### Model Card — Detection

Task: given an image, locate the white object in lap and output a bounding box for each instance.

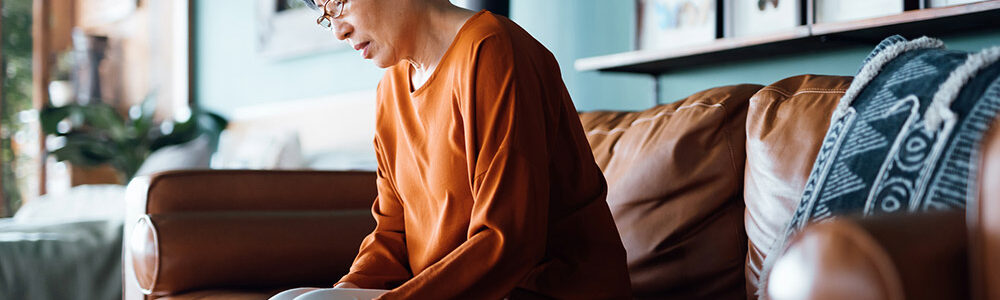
[269,288,389,300]
[297,288,389,300]
[270,288,320,300]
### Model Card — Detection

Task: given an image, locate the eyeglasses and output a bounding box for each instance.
[316,0,346,30]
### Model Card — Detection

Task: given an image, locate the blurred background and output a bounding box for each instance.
[2,0,195,217]
[4,0,997,218]
[1,0,999,298]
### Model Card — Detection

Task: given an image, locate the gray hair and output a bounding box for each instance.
[301,0,319,10]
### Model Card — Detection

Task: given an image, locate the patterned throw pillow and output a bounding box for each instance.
[787,35,1000,231]
[758,35,1000,297]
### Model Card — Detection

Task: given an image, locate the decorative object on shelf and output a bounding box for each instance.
[636,0,717,51]
[814,0,907,23]
[725,0,801,38]
[577,0,1000,75]
[38,95,228,181]
[929,0,990,7]
[256,0,349,59]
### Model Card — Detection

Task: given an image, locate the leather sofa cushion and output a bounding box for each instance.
[580,84,762,299]
[743,74,852,296]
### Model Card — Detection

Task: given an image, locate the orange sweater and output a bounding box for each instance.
[338,11,631,299]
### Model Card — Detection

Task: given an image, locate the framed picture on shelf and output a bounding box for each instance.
[724,0,801,38]
[636,0,718,51]
[928,0,990,7]
[814,0,907,23]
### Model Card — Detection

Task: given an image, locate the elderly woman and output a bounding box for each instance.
[272,0,632,299]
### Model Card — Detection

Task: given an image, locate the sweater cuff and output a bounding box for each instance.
[337,273,385,290]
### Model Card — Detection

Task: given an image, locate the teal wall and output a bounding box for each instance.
[195,0,384,116]
[195,0,652,114]
[195,0,1000,114]
[509,0,652,111]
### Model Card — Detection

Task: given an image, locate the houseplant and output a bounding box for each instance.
[39,96,227,181]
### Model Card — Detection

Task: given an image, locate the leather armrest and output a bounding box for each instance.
[123,170,378,299]
[767,211,967,300]
[139,170,378,213]
[973,117,1000,300]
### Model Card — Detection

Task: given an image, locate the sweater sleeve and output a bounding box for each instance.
[338,137,413,289]
[377,34,552,299]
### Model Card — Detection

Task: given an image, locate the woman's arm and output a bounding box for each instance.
[337,137,413,289]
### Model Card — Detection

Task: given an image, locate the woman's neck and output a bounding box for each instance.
[407,4,477,88]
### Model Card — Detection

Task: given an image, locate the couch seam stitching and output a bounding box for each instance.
[757,87,848,99]
[762,86,793,97]
[585,103,723,136]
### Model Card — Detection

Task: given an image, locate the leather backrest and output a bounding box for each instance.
[743,74,852,295]
[974,117,1000,300]
[580,84,762,299]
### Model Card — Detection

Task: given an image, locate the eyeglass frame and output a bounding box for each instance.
[316,0,346,30]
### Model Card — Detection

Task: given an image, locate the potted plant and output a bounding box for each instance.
[39,96,227,181]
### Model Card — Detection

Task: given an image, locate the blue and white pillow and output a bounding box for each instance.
[788,35,1000,231]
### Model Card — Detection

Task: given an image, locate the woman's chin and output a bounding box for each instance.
[373,57,397,69]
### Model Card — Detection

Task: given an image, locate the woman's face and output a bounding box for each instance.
[314,0,412,68]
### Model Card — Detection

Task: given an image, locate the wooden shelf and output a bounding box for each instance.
[575,0,1000,75]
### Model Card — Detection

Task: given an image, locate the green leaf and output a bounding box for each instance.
[149,119,198,152]
[81,104,133,142]
[50,134,116,167]
[131,94,158,135]
[80,104,123,129]
[39,105,75,135]
[201,111,229,134]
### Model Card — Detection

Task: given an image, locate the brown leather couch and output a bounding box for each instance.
[123,74,993,299]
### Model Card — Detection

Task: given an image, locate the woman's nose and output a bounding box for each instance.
[332,20,351,41]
